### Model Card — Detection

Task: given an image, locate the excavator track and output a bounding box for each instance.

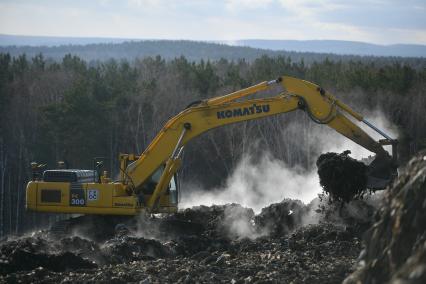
[48,215,133,241]
[49,219,72,239]
[48,214,205,241]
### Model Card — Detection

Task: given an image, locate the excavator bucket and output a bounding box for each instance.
[317,150,397,203]
[366,153,397,190]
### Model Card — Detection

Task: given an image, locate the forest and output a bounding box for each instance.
[0,52,425,237]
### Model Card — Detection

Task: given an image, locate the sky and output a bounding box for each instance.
[0,0,425,45]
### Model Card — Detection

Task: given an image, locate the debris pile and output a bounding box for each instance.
[0,236,97,275]
[0,197,376,283]
[172,203,255,238]
[317,150,368,202]
[255,199,307,237]
[344,151,426,283]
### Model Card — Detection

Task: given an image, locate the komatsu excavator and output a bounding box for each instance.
[26,76,398,217]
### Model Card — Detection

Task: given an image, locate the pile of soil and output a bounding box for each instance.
[344,151,426,283]
[172,203,255,239]
[317,150,368,202]
[255,199,308,237]
[0,225,363,283]
[0,197,376,283]
[0,236,97,275]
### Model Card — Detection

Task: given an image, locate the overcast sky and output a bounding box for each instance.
[0,0,425,45]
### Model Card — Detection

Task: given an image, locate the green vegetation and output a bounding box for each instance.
[0,52,425,236]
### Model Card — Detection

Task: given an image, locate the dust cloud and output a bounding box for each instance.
[180,109,397,219]
[326,109,399,158]
[181,153,320,213]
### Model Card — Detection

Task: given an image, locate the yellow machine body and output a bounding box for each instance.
[26,180,177,215]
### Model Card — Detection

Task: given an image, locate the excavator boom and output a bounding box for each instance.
[126,76,396,211]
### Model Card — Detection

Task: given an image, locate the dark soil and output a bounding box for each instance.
[317,150,368,202]
[0,198,374,283]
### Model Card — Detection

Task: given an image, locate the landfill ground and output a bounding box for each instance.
[0,197,377,284]
[1,152,425,283]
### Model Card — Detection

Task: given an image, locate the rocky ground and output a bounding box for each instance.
[1,152,425,283]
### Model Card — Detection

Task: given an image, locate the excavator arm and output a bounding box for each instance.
[125,76,397,211]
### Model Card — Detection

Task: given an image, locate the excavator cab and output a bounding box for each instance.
[138,165,179,205]
[120,154,179,207]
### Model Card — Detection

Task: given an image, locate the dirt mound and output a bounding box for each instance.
[173,203,255,238]
[317,150,368,202]
[344,151,426,284]
[0,236,96,275]
[0,223,363,284]
[255,199,308,237]
[102,236,172,263]
[287,223,362,283]
[312,193,381,236]
[0,197,382,283]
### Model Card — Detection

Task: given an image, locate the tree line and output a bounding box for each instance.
[2,40,426,68]
[0,52,425,237]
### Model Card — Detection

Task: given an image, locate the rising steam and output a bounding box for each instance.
[181,153,320,213]
[180,109,398,215]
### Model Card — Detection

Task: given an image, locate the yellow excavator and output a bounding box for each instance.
[26,76,398,217]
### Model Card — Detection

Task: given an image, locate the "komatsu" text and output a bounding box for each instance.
[217,104,270,119]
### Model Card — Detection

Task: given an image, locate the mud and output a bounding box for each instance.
[317,150,368,202]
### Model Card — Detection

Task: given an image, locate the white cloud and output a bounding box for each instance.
[225,0,274,11]
[127,0,161,7]
[278,0,347,15]
[0,0,425,44]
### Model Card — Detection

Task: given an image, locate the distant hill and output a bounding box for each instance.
[1,34,425,58]
[1,35,425,68]
[0,36,352,63]
[225,39,426,58]
[0,39,294,62]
